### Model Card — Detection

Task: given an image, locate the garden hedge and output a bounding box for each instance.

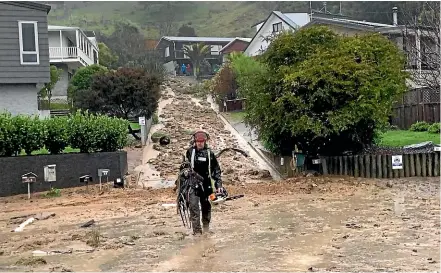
[0,111,128,157]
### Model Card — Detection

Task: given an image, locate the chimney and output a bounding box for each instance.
[392,7,398,26]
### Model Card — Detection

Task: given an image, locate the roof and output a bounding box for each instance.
[3,1,51,13]
[48,25,99,51]
[220,37,252,53]
[303,16,396,31]
[159,36,236,43]
[245,11,310,54]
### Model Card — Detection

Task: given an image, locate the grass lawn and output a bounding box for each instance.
[130,122,140,130]
[222,111,246,123]
[378,130,440,147]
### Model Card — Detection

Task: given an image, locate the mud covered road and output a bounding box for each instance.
[0,176,439,272]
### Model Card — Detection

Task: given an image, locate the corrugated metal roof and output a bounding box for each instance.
[220,37,252,52]
[161,36,236,43]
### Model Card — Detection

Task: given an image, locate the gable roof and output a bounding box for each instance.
[245,11,310,54]
[220,37,252,53]
[3,1,51,13]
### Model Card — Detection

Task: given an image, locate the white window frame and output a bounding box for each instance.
[165,46,170,57]
[18,21,40,65]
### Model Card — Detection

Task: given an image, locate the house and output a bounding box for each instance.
[155,36,235,75]
[244,11,311,57]
[301,7,439,82]
[48,25,99,99]
[0,1,51,117]
[220,37,252,63]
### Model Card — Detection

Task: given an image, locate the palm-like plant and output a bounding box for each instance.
[183,43,210,77]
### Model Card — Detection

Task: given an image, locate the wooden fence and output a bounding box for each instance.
[218,98,246,112]
[322,153,440,178]
[391,87,440,129]
[259,148,440,179]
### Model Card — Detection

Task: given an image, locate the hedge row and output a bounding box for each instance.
[0,111,129,157]
[410,121,440,134]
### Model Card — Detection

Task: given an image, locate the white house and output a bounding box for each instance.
[48,25,99,99]
[244,11,311,57]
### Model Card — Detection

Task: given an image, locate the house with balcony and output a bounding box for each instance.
[0,1,51,117]
[48,25,99,99]
[155,36,235,76]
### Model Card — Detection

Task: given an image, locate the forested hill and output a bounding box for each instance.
[40,1,425,39]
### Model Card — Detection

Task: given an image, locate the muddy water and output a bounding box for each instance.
[0,178,438,272]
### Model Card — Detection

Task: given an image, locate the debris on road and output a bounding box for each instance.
[12,217,35,232]
[80,219,95,228]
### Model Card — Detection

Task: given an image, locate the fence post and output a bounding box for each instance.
[365,155,371,178]
[421,153,427,177]
[428,153,433,177]
[376,155,382,178]
[348,156,354,176]
[321,157,328,175]
[354,156,359,177]
[371,155,377,178]
[381,155,387,178]
[434,153,440,177]
[386,155,392,178]
[338,157,343,175]
[404,154,410,177]
[343,156,348,175]
[415,154,422,176]
[410,154,416,177]
[359,156,365,177]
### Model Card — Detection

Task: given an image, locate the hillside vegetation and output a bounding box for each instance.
[43,1,417,39]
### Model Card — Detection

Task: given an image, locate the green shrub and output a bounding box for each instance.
[68,111,98,153]
[44,117,69,154]
[13,115,46,155]
[152,113,159,125]
[93,115,129,152]
[0,112,19,156]
[428,123,441,134]
[410,121,431,132]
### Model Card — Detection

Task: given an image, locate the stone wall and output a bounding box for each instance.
[0,151,127,197]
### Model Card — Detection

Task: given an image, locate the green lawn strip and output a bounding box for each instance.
[378,130,440,147]
[222,111,246,123]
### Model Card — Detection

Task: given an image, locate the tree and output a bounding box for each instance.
[398,1,440,90]
[233,27,409,156]
[177,24,197,37]
[73,68,162,140]
[97,42,118,68]
[68,64,108,103]
[39,65,62,107]
[183,43,210,77]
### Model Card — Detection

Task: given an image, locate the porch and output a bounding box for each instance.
[48,25,99,67]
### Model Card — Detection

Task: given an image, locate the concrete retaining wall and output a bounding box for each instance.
[0,151,127,197]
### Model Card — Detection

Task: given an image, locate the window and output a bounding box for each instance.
[18,21,39,65]
[211,45,222,55]
[165,46,170,57]
[272,22,282,33]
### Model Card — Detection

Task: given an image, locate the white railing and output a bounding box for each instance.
[49,46,94,66]
[49,47,78,59]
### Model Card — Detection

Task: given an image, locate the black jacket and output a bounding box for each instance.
[185,146,222,194]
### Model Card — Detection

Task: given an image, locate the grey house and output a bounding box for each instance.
[0,1,51,116]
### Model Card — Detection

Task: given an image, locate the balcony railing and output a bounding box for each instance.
[49,46,94,66]
[174,50,222,59]
[49,47,78,59]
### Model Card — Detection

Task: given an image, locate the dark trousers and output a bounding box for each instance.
[188,188,211,234]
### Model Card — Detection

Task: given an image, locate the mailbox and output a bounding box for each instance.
[79,175,92,183]
[21,172,37,184]
[98,169,110,177]
[44,165,56,182]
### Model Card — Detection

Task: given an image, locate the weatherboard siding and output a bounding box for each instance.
[0,2,50,84]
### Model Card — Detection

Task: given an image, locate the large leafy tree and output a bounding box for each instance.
[97,42,118,68]
[68,64,108,104]
[183,43,210,77]
[73,67,162,139]
[233,26,409,156]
